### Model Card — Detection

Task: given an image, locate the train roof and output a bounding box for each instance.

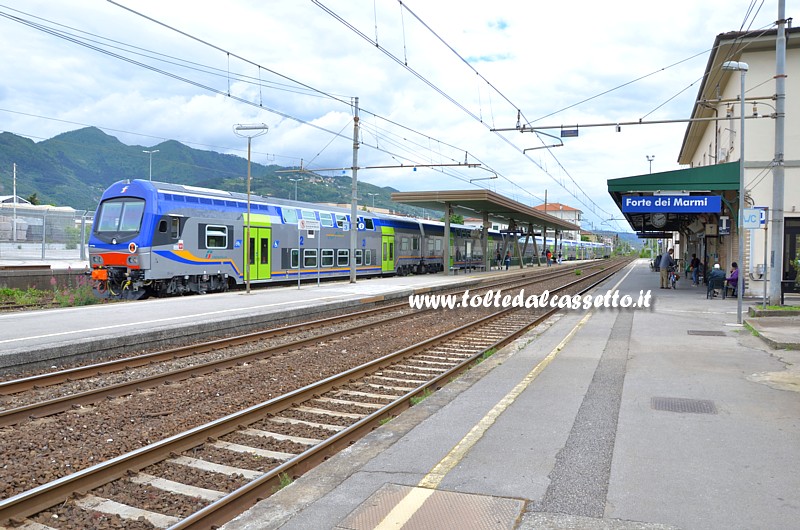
[121,180,496,233]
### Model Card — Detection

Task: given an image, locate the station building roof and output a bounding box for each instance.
[390,189,581,232]
[607,162,739,235]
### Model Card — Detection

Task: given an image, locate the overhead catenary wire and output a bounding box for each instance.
[1,4,487,192]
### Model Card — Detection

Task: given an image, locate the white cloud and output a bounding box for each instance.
[0,0,781,231]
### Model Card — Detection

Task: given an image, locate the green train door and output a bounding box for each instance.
[381,228,395,273]
[249,226,272,280]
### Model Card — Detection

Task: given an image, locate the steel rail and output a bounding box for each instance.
[0,264,601,426]
[0,258,631,526]
[0,261,591,394]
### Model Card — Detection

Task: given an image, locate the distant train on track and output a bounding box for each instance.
[88,180,608,299]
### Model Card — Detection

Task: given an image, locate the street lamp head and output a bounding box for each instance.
[233,123,269,138]
[721,60,749,72]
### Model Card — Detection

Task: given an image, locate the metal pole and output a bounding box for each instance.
[769,1,786,304]
[736,68,746,324]
[350,97,359,283]
[233,124,268,294]
[763,220,769,308]
[12,163,17,242]
[245,137,252,294]
[298,229,301,290]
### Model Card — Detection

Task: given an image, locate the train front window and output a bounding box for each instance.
[96,198,145,233]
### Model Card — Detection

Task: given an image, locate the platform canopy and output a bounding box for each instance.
[607,162,739,235]
[390,189,580,232]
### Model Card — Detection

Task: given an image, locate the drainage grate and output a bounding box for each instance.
[687,330,726,336]
[651,397,717,414]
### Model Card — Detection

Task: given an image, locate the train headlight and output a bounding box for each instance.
[90,255,103,265]
[127,255,139,266]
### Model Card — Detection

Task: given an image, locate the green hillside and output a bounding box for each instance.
[0,127,404,213]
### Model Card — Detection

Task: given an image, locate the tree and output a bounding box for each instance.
[26,193,40,205]
[440,213,464,224]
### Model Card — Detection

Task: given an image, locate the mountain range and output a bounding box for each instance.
[0,127,404,213]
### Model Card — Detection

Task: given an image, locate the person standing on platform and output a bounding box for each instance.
[496,250,502,270]
[690,253,701,286]
[546,249,552,267]
[504,251,511,270]
[659,249,675,289]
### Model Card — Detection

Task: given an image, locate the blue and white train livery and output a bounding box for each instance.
[88,180,504,299]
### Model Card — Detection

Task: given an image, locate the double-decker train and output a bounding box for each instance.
[88,180,506,299]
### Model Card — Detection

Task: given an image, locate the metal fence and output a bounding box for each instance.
[0,204,92,262]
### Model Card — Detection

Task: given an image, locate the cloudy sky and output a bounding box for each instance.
[0,1,780,231]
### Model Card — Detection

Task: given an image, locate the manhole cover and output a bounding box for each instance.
[687,330,726,336]
[651,397,717,414]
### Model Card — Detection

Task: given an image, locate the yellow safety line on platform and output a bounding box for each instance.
[374,311,593,529]
[373,261,638,530]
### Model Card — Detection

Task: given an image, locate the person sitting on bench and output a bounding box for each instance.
[707,264,726,297]
[726,262,739,296]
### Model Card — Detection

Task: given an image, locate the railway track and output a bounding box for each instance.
[0,262,604,425]
[0,258,631,529]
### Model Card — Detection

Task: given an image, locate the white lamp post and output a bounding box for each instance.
[143,150,159,181]
[367,192,378,209]
[646,155,655,174]
[721,60,748,325]
[289,178,302,201]
[233,123,269,294]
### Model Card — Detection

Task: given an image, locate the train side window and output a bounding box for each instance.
[434,238,442,252]
[158,220,168,233]
[319,212,334,227]
[170,217,180,239]
[281,208,298,224]
[365,249,372,265]
[382,242,387,261]
[304,249,317,268]
[427,238,434,256]
[412,237,419,251]
[389,242,394,260]
[301,209,317,221]
[337,249,349,267]
[364,218,374,230]
[401,237,409,252]
[206,225,227,249]
[355,249,363,266]
[321,249,334,267]
[290,249,299,268]
[335,214,347,228]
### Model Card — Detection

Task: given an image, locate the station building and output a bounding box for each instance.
[608,26,800,301]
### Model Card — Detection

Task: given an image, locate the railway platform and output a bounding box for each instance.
[221,259,800,530]
[0,262,559,372]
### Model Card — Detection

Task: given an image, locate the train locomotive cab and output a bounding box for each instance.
[89,180,237,299]
[89,182,152,299]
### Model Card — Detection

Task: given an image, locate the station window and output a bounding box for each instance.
[321,248,334,267]
[304,249,317,268]
[337,249,349,267]
[281,208,299,224]
[355,249,363,266]
[319,212,334,227]
[206,225,227,249]
[290,249,299,269]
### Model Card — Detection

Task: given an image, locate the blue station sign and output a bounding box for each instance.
[622,195,721,213]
